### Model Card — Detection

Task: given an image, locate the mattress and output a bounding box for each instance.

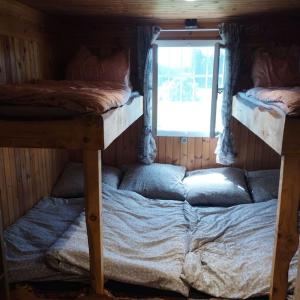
[239,86,300,116]
[0,80,137,119]
[4,196,86,282]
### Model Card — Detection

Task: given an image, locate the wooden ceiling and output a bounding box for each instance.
[18,0,300,21]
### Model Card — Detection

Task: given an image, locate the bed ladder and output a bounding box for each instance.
[0,210,9,300]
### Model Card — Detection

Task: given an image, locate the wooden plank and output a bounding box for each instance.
[165,137,173,164]
[270,155,300,300]
[83,150,104,295]
[194,138,203,169]
[180,138,188,167]
[172,137,180,165]
[102,96,143,149]
[187,137,195,171]
[202,138,210,168]
[0,116,102,150]
[232,96,286,155]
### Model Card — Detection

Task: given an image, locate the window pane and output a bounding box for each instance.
[157,45,215,136]
[215,47,226,135]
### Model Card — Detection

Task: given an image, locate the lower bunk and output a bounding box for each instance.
[4,164,299,299]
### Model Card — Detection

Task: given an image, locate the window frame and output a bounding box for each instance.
[152,39,224,138]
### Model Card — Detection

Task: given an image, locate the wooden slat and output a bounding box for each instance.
[83,150,104,295]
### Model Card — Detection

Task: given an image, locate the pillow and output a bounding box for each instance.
[119,163,187,200]
[246,169,280,203]
[51,162,122,198]
[65,46,130,86]
[252,46,300,87]
[183,167,252,207]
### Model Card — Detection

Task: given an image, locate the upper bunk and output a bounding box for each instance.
[231,43,300,156]
[232,90,300,156]
[0,82,142,150]
[0,96,142,151]
[0,46,143,151]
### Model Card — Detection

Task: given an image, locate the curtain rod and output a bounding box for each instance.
[160,28,219,32]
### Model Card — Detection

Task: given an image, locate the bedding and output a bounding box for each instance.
[246,169,280,202]
[181,199,299,299]
[183,167,252,207]
[0,80,132,117]
[4,196,85,282]
[245,86,300,116]
[51,162,122,198]
[46,184,190,296]
[119,163,187,200]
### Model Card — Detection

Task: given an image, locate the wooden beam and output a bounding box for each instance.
[83,150,104,295]
[270,155,300,300]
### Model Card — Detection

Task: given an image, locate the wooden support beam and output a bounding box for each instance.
[83,150,104,295]
[270,155,300,300]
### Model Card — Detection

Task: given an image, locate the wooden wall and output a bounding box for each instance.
[0,0,68,229]
[102,117,280,170]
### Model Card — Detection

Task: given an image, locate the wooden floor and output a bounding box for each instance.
[9,281,271,300]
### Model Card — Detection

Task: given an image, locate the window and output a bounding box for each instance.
[153,40,225,137]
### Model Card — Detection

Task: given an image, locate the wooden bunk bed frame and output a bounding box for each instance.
[232,96,300,300]
[0,96,143,296]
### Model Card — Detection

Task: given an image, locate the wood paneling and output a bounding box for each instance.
[0,0,68,229]
[17,0,300,21]
[0,148,68,229]
[102,117,280,171]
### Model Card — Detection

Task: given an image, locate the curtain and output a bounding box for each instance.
[215,23,243,165]
[137,26,160,164]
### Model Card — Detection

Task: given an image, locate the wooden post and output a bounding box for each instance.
[270,155,300,300]
[83,150,104,295]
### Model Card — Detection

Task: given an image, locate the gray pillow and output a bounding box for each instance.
[119,163,187,200]
[51,162,122,198]
[183,167,252,207]
[246,169,280,202]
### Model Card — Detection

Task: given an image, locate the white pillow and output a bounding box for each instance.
[119,163,187,200]
[183,167,252,207]
[51,162,122,198]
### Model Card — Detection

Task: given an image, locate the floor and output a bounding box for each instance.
[9,281,270,300]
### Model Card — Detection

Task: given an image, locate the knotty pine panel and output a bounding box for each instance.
[17,0,300,21]
[0,0,68,228]
[102,117,280,171]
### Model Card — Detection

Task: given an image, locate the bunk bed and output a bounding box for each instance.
[232,91,300,300]
[0,86,143,295]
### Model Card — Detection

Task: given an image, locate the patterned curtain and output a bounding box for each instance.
[137,26,160,164]
[215,23,243,165]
